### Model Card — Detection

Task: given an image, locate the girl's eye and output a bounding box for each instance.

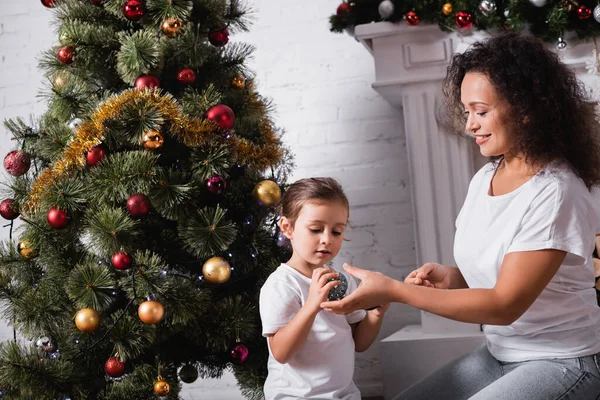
[310,229,321,233]
[332,231,342,236]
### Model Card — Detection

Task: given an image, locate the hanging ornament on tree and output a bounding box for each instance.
[0,199,19,220]
[529,0,547,6]
[577,5,592,19]
[41,0,55,7]
[208,28,229,47]
[75,308,100,332]
[230,343,249,365]
[53,74,67,88]
[138,300,164,324]
[594,5,600,22]
[478,0,496,16]
[111,250,132,270]
[231,75,246,89]
[122,0,144,21]
[104,356,125,378]
[142,130,164,150]
[126,193,151,217]
[57,46,75,64]
[253,180,281,207]
[455,11,474,29]
[336,2,352,17]
[206,176,226,195]
[86,145,106,166]
[378,0,395,19]
[4,150,31,176]
[177,68,196,85]
[442,2,453,15]
[178,364,198,384]
[202,256,231,284]
[18,240,37,259]
[153,379,170,395]
[36,336,55,352]
[47,206,70,229]
[68,117,83,131]
[161,17,183,37]
[134,74,160,90]
[205,104,235,130]
[405,11,420,25]
[557,37,567,50]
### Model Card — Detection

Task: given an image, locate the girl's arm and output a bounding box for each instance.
[352,305,389,352]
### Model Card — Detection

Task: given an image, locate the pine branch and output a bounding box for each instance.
[150,169,194,221]
[80,205,139,258]
[189,143,231,181]
[180,84,222,118]
[178,205,238,258]
[66,261,117,312]
[116,30,164,85]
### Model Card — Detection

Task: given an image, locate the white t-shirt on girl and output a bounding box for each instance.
[259,263,366,400]
[454,160,600,362]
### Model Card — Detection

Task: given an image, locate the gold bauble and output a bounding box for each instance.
[231,76,246,89]
[75,308,100,333]
[253,180,281,207]
[161,17,183,38]
[153,379,170,395]
[53,74,67,88]
[442,2,453,15]
[142,130,164,150]
[18,240,37,259]
[202,256,231,284]
[138,300,164,324]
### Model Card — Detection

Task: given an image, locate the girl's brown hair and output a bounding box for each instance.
[279,177,349,224]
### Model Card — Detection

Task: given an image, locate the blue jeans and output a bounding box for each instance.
[394,344,600,400]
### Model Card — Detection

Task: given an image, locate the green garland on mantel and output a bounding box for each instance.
[330,0,600,46]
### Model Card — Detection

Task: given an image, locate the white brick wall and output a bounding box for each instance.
[0,0,420,397]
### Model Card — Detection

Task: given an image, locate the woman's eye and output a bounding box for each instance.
[477,111,487,116]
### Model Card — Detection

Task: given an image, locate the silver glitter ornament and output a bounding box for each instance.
[327,272,348,301]
[378,0,395,19]
[67,117,83,131]
[529,0,547,7]
[594,5,600,22]
[479,0,497,16]
[36,336,55,352]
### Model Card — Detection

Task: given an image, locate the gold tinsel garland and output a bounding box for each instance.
[25,89,283,212]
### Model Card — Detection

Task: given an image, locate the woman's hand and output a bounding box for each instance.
[321,263,400,314]
[405,263,451,289]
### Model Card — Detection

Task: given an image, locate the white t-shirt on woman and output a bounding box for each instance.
[454,160,600,362]
[259,263,366,400]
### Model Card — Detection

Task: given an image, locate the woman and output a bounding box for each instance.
[321,33,600,399]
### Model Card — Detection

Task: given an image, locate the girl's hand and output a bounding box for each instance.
[369,303,391,317]
[405,262,451,289]
[306,267,340,314]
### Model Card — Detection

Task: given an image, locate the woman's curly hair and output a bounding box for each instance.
[442,32,600,189]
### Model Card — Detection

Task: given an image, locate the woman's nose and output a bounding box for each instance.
[466,115,480,133]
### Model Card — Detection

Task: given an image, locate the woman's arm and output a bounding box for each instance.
[405,263,468,289]
[323,249,566,325]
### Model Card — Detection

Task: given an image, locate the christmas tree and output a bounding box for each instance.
[0,0,292,398]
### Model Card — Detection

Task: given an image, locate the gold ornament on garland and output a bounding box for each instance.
[161,17,183,38]
[153,379,170,395]
[231,76,246,89]
[74,307,100,333]
[142,130,164,150]
[138,300,164,324]
[53,74,67,88]
[17,240,37,259]
[442,2,453,15]
[202,256,231,284]
[253,180,281,207]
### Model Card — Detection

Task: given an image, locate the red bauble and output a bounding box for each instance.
[208,28,229,47]
[230,343,249,365]
[455,11,474,29]
[126,193,151,217]
[406,11,420,25]
[122,0,144,21]
[0,199,19,220]
[134,74,160,90]
[41,0,55,7]
[206,104,235,130]
[90,0,104,5]
[111,251,132,270]
[47,207,70,230]
[57,46,75,64]
[336,3,351,16]
[104,357,126,378]
[577,5,592,19]
[206,176,226,195]
[177,68,196,85]
[86,145,106,166]
[4,150,31,177]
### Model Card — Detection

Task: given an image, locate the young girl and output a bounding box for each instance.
[259,177,389,399]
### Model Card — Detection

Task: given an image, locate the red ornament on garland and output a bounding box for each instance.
[41,0,55,7]
[86,145,106,166]
[455,11,474,29]
[122,0,144,21]
[104,357,126,378]
[230,343,249,365]
[206,176,226,195]
[134,74,160,90]
[406,11,420,25]
[177,68,196,85]
[111,251,132,270]
[206,104,235,130]
[0,199,19,220]
[208,28,229,47]
[57,46,75,64]
[47,206,70,229]
[126,193,151,217]
[4,150,31,177]
[577,5,592,19]
[336,3,351,16]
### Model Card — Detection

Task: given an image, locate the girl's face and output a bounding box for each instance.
[461,72,515,157]
[280,200,348,270]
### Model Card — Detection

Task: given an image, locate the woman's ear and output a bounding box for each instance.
[279,217,294,239]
